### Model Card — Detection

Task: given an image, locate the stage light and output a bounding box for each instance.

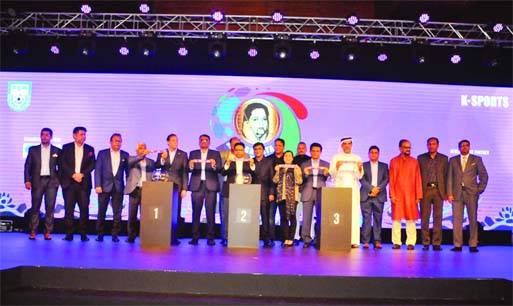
[50,43,61,55]
[247,42,258,57]
[78,39,96,56]
[139,3,150,14]
[271,11,284,22]
[411,40,429,64]
[208,40,226,58]
[81,4,92,14]
[211,10,224,22]
[8,31,28,55]
[309,45,320,60]
[419,13,430,24]
[483,45,500,68]
[377,52,388,62]
[178,44,188,57]
[493,23,504,33]
[138,36,156,57]
[347,14,359,26]
[342,43,359,62]
[273,40,291,59]
[450,54,461,64]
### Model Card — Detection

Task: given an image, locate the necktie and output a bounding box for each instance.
[462,156,467,171]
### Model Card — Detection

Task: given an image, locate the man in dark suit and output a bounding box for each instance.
[24,127,61,240]
[155,133,189,243]
[359,145,389,249]
[188,134,222,246]
[60,126,95,241]
[300,143,330,248]
[220,142,256,246]
[447,139,488,253]
[94,133,129,242]
[124,142,155,243]
[417,137,448,251]
[252,142,274,247]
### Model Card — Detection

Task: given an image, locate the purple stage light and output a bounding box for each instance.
[377,53,388,62]
[450,54,461,64]
[178,46,188,56]
[248,47,258,57]
[211,10,224,22]
[50,45,60,55]
[309,50,320,60]
[80,4,92,14]
[119,46,130,56]
[419,13,430,24]
[493,23,504,33]
[271,11,284,22]
[139,3,150,14]
[347,15,359,26]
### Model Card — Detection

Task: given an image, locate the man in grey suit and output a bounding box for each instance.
[155,133,189,243]
[124,142,155,243]
[360,145,389,249]
[300,143,330,248]
[94,133,129,242]
[24,128,61,240]
[447,139,488,253]
[417,137,448,251]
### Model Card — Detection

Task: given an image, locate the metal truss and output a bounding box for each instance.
[1,12,512,48]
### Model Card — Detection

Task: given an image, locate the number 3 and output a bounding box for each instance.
[333,213,340,225]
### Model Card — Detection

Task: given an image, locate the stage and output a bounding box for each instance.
[1,232,512,305]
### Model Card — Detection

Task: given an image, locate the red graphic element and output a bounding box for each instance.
[257,92,308,119]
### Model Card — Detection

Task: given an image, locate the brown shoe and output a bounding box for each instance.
[351,244,359,249]
[363,243,369,249]
[44,232,51,240]
[29,232,36,240]
[374,242,382,249]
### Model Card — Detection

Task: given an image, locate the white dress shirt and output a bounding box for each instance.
[74,143,84,174]
[370,161,378,187]
[111,149,120,176]
[40,144,51,176]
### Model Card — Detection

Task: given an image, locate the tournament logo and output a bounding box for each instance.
[7,81,32,112]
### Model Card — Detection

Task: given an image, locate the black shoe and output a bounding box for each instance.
[268,240,275,247]
[220,239,228,246]
[207,239,215,246]
[126,237,135,243]
[188,239,199,245]
[407,245,414,250]
[95,235,104,242]
[433,245,442,251]
[451,246,462,252]
[293,239,300,246]
[392,244,401,249]
[469,247,479,253]
[81,235,89,242]
[263,240,273,248]
[112,236,120,242]
[422,245,429,251]
[303,242,311,248]
[63,234,73,241]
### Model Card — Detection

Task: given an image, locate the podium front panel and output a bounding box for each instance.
[319,187,352,252]
[228,184,261,249]
[140,181,177,249]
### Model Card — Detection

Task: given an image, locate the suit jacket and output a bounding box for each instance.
[155,149,189,192]
[24,144,61,188]
[253,157,274,202]
[124,155,155,194]
[300,159,330,202]
[447,154,488,200]
[417,152,448,198]
[94,149,129,193]
[188,149,222,192]
[221,160,256,197]
[60,142,95,190]
[359,161,389,203]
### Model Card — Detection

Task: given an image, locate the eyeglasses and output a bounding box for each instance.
[401,146,411,149]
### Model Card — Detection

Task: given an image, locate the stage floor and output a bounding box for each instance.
[1,233,512,281]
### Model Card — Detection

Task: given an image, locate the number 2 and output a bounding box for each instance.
[240,210,247,222]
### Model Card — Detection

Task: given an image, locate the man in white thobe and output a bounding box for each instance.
[329,137,364,248]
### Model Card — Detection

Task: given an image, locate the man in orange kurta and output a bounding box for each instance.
[389,139,423,250]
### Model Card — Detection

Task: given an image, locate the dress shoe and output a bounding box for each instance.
[263,240,274,248]
[188,239,199,245]
[469,247,479,253]
[303,242,311,248]
[126,237,135,243]
[95,235,104,242]
[171,239,181,246]
[407,245,414,250]
[450,246,462,252]
[220,239,228,246]
[422,245,429,251]
[374,242,382,249]
[433,245,442,251]
[112,236,120,243]
[392,244,401,250]
[63,234,73,241]
[81,235,90,242]
[351,244,359,249]
[363,243,369,249]
[29,232,36,240]
[293,239,301,246]
[207,239,215,246]
[44,232,52,240]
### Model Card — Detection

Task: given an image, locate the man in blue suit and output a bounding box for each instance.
[300,143,330,248]
[188,134,222,246]
[94,133,129,242]
[24,128,61,240]
[359,145,389,249]
[447,139,488,253]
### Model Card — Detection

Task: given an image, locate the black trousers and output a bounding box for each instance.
[260,199,270,241]
[63,182,91,235]
[421,187,443,246]
[278,200,297,241]
[96,189,124,236]
[29,177,58,233]
[191,181,217,240]
[127,187,142,239]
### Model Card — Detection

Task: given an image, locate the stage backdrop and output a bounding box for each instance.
[1,72,512,231]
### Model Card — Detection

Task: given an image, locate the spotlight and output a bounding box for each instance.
[411,40,429,64]
[139,3,150,13]
[208,40,226,58]
[342,43,359,62]
[50,42,61,55]
[271,11,284,22]
[450,54,461,64]
[493,23,504,33]
[247,42,258,57]
[9,31,28,55]
[377,52,388,62]
[483,45,500,68]
[80,4,92,14]
[178,43,189,56]
[118,39,130,56]
[211,10,224,22]
[138,36,156,57]
[273,40,291,59]
[78,34,96,56]
[419,13,430,24]
[309,45,320,60]
[347,14,359,26]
